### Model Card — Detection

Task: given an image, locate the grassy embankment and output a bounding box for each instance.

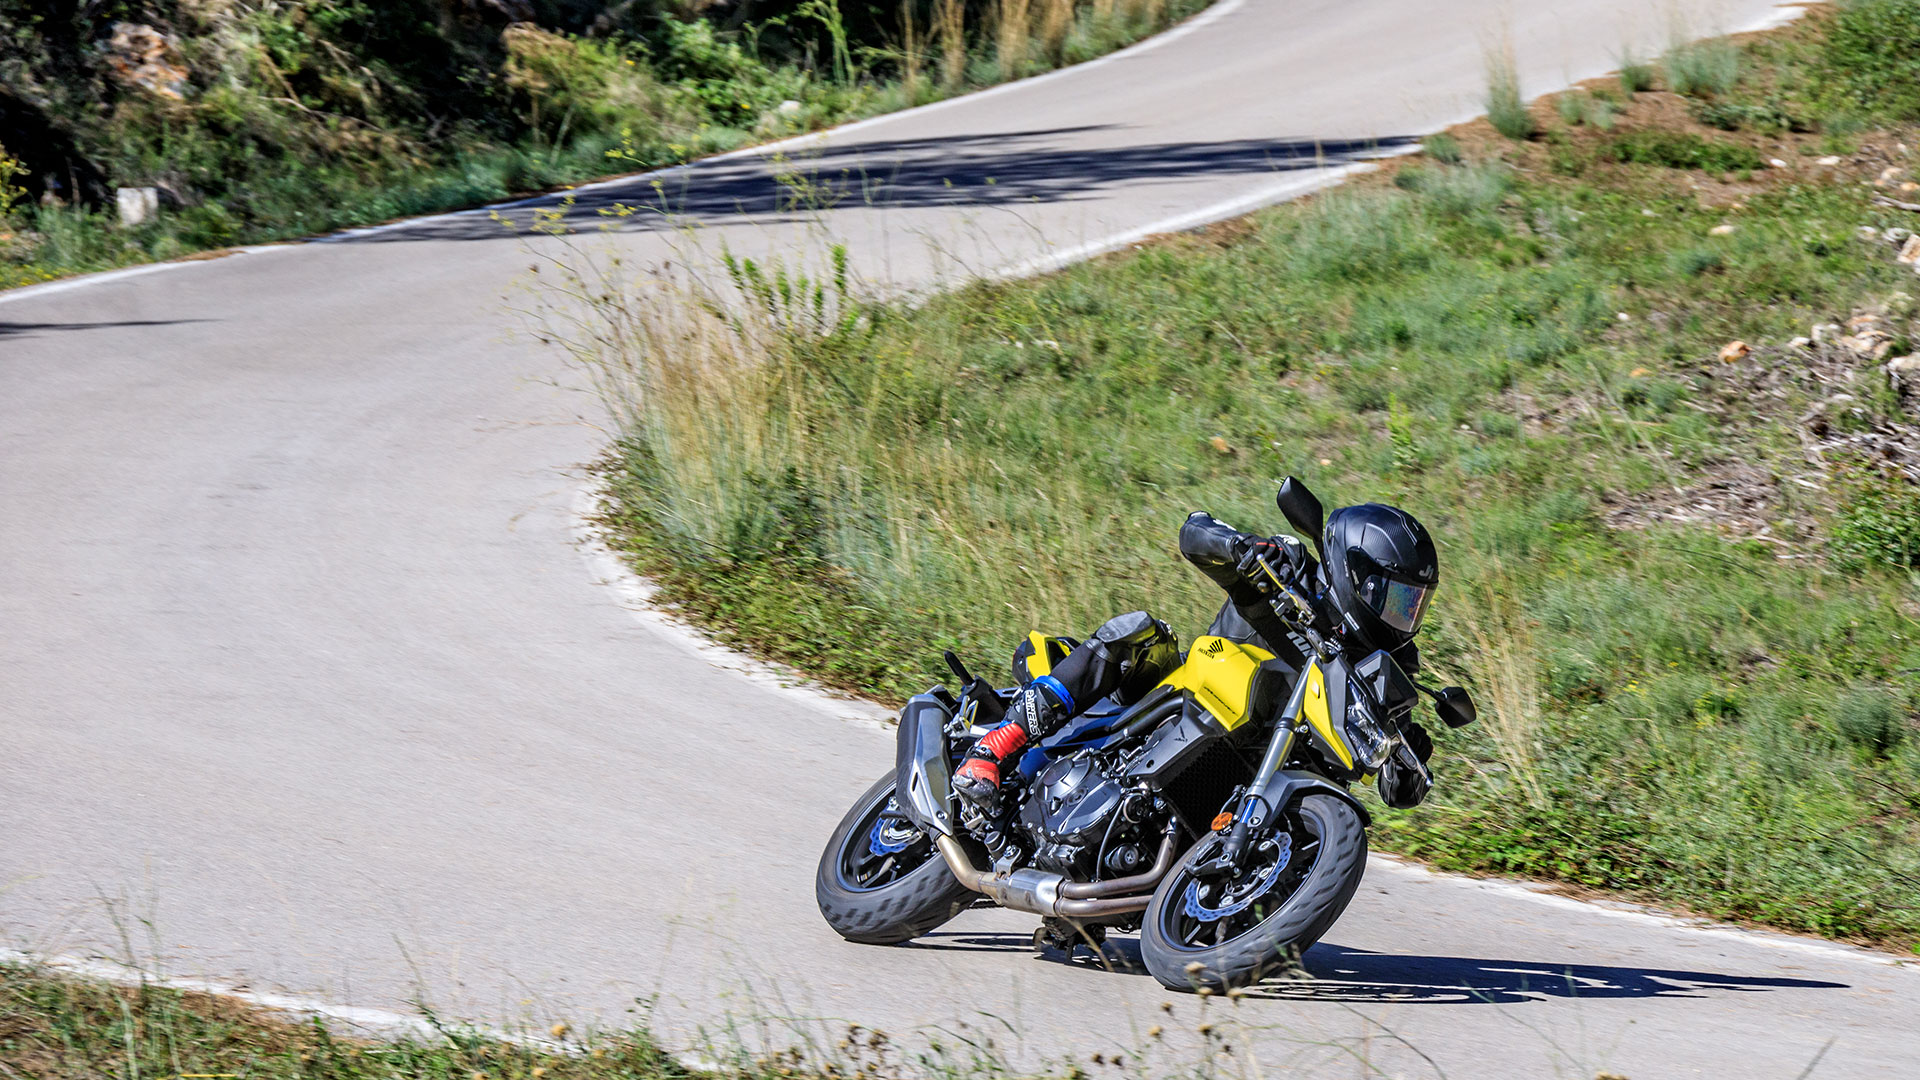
[0,0,1201,289]
[571,3,1920,950]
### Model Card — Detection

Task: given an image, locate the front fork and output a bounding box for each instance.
[1215,722,1299,868]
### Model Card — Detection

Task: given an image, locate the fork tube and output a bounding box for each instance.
[1219,687,1304,863]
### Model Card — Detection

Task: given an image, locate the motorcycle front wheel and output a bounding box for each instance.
[1139,793,1367,991]
[815,774,977,944]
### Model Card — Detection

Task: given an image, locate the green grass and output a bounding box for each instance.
[0,962,680,1080]
[569,12,1920,952]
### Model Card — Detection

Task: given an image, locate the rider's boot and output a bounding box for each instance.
[953,682,1067,806]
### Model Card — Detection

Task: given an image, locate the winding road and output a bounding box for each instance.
[6,1,1918,1076]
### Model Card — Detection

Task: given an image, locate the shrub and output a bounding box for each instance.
[1823,0,1920,120]
[1832,470,1920,569]
[1834,687,1907,756]
[1619,51,1656,93]
[1664,36,1741,98]
[1424,132,1463,164]
[1604,131,1766,173]
[1486,49,1535,140]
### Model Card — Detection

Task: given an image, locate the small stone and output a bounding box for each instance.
[1318,457,1332,466]
[116,186,158,227]
[1817,155,1843,166]
[1889,228,1916,246]
[1769,158,1788,168]
[1848,313,1886,330]
[1900,236,1920,265]
[1880,166,1905,186]
[1887,355,1920,387]
[1641,208,1658,217]
[776,99,802,117]
[1860,226,1882,240]
[1788,336,1812,350]
[1811,322,1844,345]
[1617,311,1632,322]
[1709,223,1736,236]
[1903,182,1920,193]
[1718,340,1751,363]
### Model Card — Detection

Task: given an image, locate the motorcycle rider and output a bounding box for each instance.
[951,502,1441,807]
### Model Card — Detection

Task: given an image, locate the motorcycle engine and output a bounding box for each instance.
[1019,751,1127,877]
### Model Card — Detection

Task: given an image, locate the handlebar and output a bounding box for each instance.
[1251,555,1337,661]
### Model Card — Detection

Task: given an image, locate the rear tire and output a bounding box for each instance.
[1139,793,1367,991]
[815,774,976,944]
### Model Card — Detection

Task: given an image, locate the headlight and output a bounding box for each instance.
[1343,696,1394,770]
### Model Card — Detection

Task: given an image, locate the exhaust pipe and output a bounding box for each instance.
[934,824,1179,919]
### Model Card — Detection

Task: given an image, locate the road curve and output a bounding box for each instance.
[6,1,1917,1077]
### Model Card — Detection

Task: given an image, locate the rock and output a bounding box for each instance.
[1641,208,1657,217]
[1888,227,1915,246]
[115,186,158,227]
[1860,226,1883,240]
[1770,158,1788,168]
[1817,155,1843,166]
[1710,223,1737,236]
[1900,236,1920,265]
[1904,182,1920,193]
[1848,313,1886,330]
[1812,322,1844,345]
[1888,354,1920,378]
[1789,336,1813,349]
[1719,340,1751,363]
[776,99,802,117]
[1617,311,1632,322]
[1844,329,1895,360]
[1880,166,1906,186]
[105,23,188,100]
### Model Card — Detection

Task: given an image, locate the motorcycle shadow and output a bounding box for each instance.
[1246,943,1852,1005]
[908,932,1150,975]
[908,937,1851,1004]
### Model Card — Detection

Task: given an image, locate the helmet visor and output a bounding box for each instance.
[1353,553,1436,635]
[1376,578,1435,634]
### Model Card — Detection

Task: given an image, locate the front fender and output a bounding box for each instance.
[895,693,957,836]
[1249,769,1372,829]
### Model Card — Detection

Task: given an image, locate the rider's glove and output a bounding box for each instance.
[1233,535,1293,594]
[1401,718,1434,764]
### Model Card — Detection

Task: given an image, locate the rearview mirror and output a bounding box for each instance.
[1276,476,1325,554]
[1433,686,1477,728]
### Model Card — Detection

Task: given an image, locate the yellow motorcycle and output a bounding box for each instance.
[815,480,1476,990]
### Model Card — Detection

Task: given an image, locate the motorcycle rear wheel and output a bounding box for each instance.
[815,774,977,944]
[1139,793,1367,991]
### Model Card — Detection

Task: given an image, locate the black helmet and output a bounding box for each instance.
[1322,503,1438,651]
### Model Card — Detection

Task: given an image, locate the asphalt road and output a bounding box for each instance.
[7,1,1919,1077]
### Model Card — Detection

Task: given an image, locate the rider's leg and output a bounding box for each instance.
[953,611,1178,804]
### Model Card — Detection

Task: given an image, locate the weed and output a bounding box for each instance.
[1619,50,1657,94]
[1485,45,1535,140]
[1423,132,1463,165]
[1664,36,1742,97]
[1604,131,1767,173]
[1832,468,1920,569]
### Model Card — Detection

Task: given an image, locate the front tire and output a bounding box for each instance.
[815,774,976,944]
[1140,793,1367,991]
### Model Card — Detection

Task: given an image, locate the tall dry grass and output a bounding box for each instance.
[1447,568,1549,810]
[900,0,922,98]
